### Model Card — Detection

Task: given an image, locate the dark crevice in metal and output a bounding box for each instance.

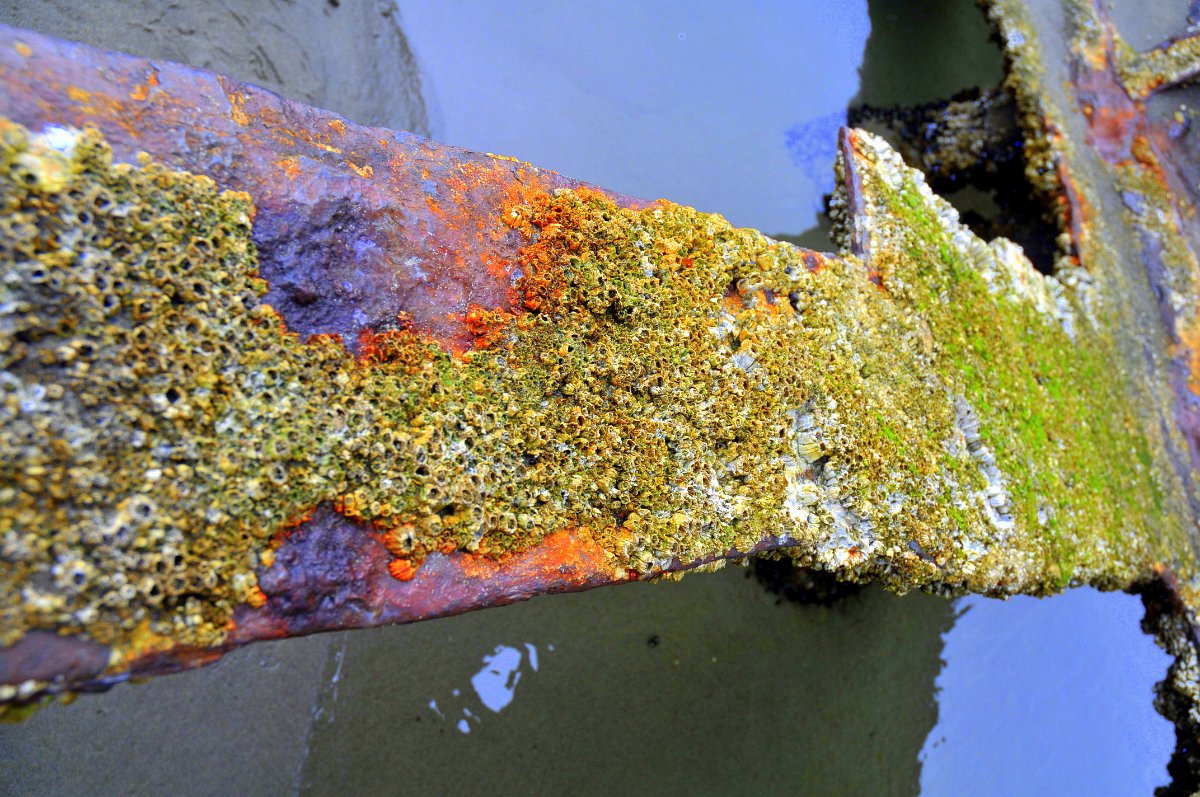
[848,87,1059,275]
[752,557,864,607]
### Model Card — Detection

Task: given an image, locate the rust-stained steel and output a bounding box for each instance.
[4,9,1200,751]
[0,26,645,354]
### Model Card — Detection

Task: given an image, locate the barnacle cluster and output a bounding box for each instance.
[0,119,331,648]
[849,88,1021,187]
[0,114,1190,656]
[1114,29,1200,101]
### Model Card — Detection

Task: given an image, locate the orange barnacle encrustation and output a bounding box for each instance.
[387,559,419,582]
[463,303,516,350]
[356,327,440,371]
[247,586,268,608]
[380,523,420,557]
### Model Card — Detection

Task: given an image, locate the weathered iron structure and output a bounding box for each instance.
[2,1,1200,788]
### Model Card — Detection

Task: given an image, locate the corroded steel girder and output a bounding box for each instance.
[1,9,1200,732]
[984,0,1200,783]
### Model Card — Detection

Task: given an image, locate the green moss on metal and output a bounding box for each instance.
[841,132,1190,593]
[0,115,1191,658]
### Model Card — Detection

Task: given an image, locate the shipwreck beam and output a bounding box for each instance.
[0,17,1198,720]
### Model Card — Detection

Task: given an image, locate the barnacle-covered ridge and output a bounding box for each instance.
[0,115,1193,669]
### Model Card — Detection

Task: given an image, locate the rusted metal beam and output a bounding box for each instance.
[1,9,1200,731]
[0,25,828,699]
[1116,29,1200,100]
[983,0,1200,783]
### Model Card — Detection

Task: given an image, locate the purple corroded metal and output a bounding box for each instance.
[0,24,647,353]
[1062,5,1200,489]
[227,507,795,645]
[0,631,110,689]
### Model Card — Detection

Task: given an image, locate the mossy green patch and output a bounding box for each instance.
[843,127,1191,592]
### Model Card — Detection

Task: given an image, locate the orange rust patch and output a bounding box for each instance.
[463,303,516,349]
[328,119,346,135]
[1084,102,1138,151]
[503,203,532,232]
[277,156,301,180]
[129,70,159,102]
[228,91,250,126]
[803,252,827,273]
[346,160,374,179]
[480,249,512,280]
[356,327,438,372]
[66,85,91,103]
[424,194,446,218]
[455,529,611,582]
[1056,162,1095,257]
[753,290,792,320]
[1131,135,1166,174]
[422,159,565,286]
[278,124,342,155]
[510,189,615,313]
[13,41,31,58]
[246,585,268,608]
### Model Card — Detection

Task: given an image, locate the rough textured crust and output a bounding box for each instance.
[2,118,1190,670]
